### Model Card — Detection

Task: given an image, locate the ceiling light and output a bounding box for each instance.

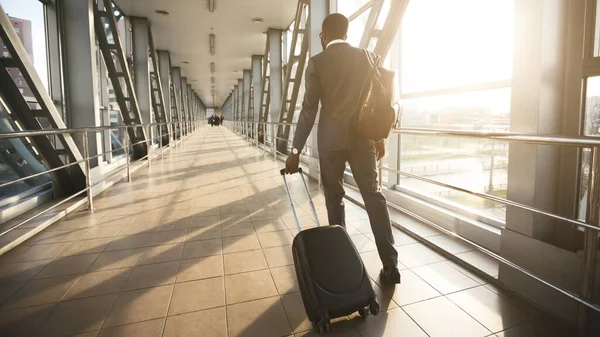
[208,0,215,12]
[209,34,216,56]
[251,18,264,23]
[155,10,169,15]
[210,62,215,73]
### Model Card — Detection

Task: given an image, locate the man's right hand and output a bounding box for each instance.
[285,153,300,174]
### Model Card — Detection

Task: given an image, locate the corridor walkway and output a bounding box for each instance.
[0,127,574,337]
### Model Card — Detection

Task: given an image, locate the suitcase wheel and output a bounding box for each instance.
[369,298,380,316]
[311,317,330,335]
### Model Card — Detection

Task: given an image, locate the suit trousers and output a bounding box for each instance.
[319,145,398,268]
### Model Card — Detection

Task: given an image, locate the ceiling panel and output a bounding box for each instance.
[115,0,296,107]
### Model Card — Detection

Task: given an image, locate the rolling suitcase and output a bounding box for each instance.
[280,168,379,334]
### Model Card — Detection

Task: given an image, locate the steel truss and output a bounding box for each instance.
[276,0,309,152]
[94,0,148,159]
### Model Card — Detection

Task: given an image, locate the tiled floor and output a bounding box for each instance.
[0,127,575,337]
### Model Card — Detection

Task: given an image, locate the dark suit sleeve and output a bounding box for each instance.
[292,58,320,151]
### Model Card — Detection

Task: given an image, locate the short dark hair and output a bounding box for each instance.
[322,13,349,40]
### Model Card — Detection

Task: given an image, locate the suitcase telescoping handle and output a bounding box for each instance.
[280,168,322,233]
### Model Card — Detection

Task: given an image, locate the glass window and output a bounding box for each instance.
[401,0,514,94]
[394,0,514,222]
[338,0,371,18]
[0,94,51,199]
[346,8,371,47]
[0,0,49,92]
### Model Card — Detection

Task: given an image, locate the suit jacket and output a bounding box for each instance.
[292,42,375,153]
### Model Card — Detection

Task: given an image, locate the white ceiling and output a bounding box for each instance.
[114,0,297,107]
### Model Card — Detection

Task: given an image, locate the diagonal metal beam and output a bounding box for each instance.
[0,3,85,195]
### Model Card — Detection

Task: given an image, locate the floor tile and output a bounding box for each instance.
[448,285,541,333]
[168,277,225,315]
[0,259,51,284]
[138,243,184,265]
[225,269,278,304]
[189,215,221,228]
[65,268,131,300]
[227,296,292,337]
[181,238,222,258]
[270,265,299,294]
[2,275,80,309]
[35,254,99,279]
[370,278,399,311]
[28,229,88,245]
[103,285,172,327]
[350,234,377,253]
[373,269,441,306]
[222,222,256,237]
[397,243,445,268]
[263,245,294,268]
[253,219,289,233]
[356,307,428,337]
[33,294,117,337]
[281,291,312,333]
[0,281,25,305]
[185,225,222,241]
[105,233,155,251]
[97,318,164,337]
[123,261,179,290]
[0,304,55,337]
[224,250,268,275]
[412,261,480,295]
[79,225,124,240]
[404,296,491,337]
[2,243,70,264]
[220,204,249,214]
[60,238,113,257]
[257,230,294,248]
[163,307,227,337]
[151,229,187,245]
[89,248,145,271]
[222,234,261,254]
[119,222,158,236]
[177,255,224,282]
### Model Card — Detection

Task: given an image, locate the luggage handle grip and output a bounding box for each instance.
[279,167,321,233]
[280,167,303,175]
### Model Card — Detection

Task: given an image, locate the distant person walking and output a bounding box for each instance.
[284,13,400,283]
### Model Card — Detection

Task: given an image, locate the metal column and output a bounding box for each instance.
[252,55,263,141]
[243,70,251,137]
[267,29,283,145]
[62,0,102,168]
[132,17,152,141]
[158,50,173,141]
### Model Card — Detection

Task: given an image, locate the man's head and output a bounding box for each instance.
[320,13,349,50]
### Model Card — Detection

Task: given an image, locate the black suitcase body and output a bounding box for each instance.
[280,169,379,334]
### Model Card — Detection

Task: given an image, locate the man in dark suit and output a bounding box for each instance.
[285,13,400,283]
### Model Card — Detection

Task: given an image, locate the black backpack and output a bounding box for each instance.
[353,50,397,142]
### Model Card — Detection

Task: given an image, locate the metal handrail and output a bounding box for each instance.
[394,127,600,147]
